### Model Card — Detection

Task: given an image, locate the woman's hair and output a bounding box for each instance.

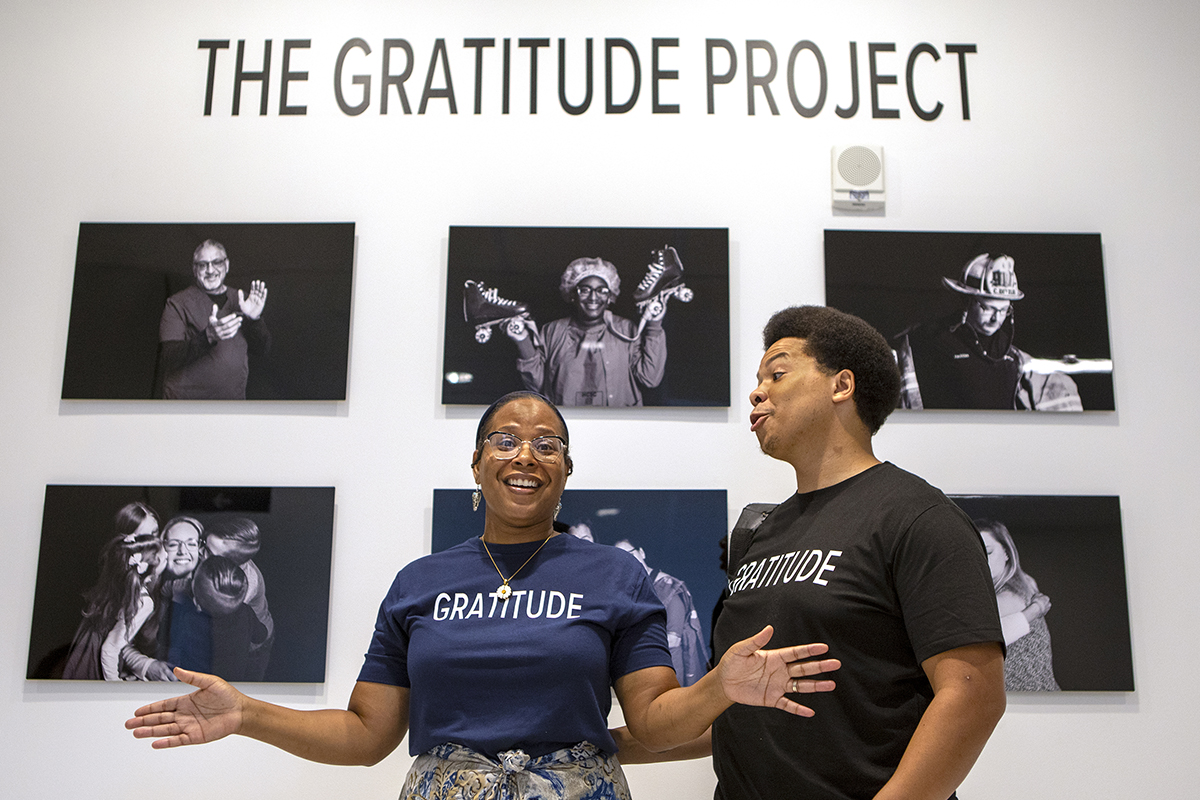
[114,501,160,538]
[559,257,621,302]
[471,391,572,475]
[975,518,1037,600]
[205,517,261,564]
[161,515,204,540]
[77,503,163,636]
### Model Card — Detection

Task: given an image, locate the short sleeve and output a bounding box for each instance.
[892,503,1004,664]
[357,574,413,687]
[608,567,672,683]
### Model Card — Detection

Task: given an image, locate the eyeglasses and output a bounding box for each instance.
[193,257,228,271]
[163,539,200,552]
[971,300,1010,318]
[575,285,610,299]
[483,431,567,463]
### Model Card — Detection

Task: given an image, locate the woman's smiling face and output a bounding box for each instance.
[569,276,611,324]
[472,396,570,540]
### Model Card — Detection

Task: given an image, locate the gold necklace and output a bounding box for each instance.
[481,534,555,599]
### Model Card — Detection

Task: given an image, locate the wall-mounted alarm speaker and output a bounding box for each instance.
[832,145,885,211]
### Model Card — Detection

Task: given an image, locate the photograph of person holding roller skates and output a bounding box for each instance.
[464,246,691,406]
[445,225,729,407]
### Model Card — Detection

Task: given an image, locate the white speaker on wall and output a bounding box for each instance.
[832,145,885,211]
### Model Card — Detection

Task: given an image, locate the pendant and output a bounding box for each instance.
[496,584,512,600]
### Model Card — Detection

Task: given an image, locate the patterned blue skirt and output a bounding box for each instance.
[400,741,632,800]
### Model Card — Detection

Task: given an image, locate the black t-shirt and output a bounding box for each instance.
[712,463,1002,800]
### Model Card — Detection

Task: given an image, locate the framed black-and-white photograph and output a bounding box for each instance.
[442,226,730,407]
[27,485,335,683]
[949,494,1132,692]
[61,222,355,401]
[825,230,1114,411]
[433,488,727,686]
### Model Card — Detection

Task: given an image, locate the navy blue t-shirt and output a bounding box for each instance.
[358,534,671,758]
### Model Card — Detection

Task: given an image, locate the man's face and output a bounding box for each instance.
[569,276,611,324]
[162,522,202,577]
[748,337,838,463]
[192,243,229,293]
[965,298,1011,337]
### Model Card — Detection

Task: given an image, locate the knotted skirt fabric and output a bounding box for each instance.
[400,741,632,800]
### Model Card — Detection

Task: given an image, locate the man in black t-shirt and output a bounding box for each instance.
[711,305,1005,800]
[158,239,270,399]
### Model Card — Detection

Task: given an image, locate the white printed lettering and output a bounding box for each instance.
[510,590,527,617]
[546,590,567,618]
[778,551,800,583]
[794,550,823,582]
[812,550,842,586]
[427,587,598,621]
[731,563,752,593]
[450,592,469,619]
[762,554,783,586]
[526,589,547,618]
[433,592,451,620]
[744,560,766,590]
[782,551,809,582]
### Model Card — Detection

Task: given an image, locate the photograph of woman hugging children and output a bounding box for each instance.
[27,485,334,684]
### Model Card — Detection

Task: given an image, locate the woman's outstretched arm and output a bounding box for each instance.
[125,668,409,767]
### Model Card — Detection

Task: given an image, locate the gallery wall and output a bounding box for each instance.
[2,1,1197,797]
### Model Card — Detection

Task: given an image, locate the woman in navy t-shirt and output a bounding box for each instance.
[126,392,840,799]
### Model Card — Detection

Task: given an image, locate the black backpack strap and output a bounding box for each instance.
[710,502,779,669]
[727,502,777,580]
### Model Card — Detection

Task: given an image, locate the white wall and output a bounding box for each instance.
[2,1,1197,797]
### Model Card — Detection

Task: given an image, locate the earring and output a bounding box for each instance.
[472,487,481,512]
[554,502,562,520]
